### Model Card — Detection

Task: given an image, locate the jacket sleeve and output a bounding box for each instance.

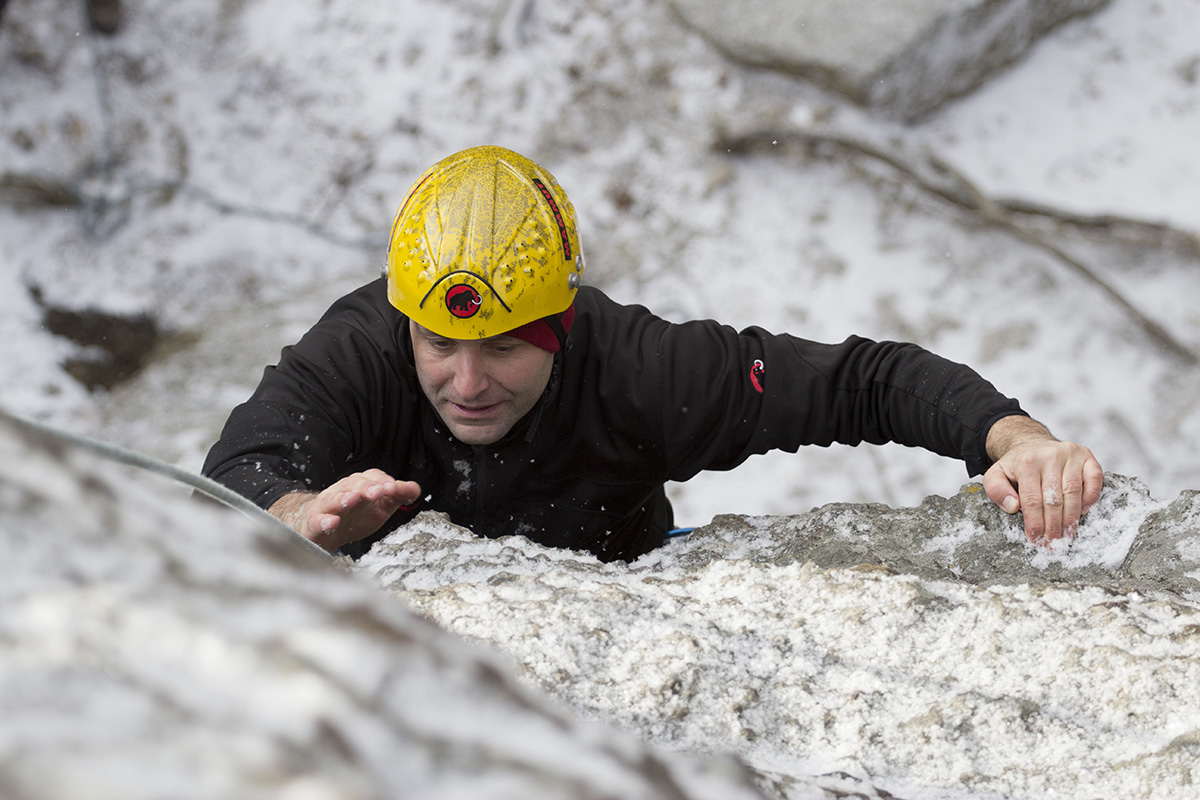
[202,282,414,510]
[657,321,1026,480]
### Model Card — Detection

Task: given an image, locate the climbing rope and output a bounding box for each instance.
[7,412,331,560]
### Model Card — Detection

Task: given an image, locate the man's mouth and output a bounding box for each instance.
[450,401,499,417]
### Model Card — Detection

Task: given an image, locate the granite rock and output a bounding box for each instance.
[667,0,1112,120]
[0,410,768,800]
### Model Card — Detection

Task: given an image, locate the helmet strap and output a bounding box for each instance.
[544,311,568,352]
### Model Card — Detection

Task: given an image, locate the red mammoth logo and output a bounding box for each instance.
[445,284,483,318]
[750,358,765,393]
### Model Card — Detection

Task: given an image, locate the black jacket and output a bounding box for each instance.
[202,279,1024,560]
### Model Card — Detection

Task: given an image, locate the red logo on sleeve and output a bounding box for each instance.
[750,359,765,393]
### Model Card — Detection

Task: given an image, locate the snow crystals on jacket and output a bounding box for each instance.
[203,279,1024,561]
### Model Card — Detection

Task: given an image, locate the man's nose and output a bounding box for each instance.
[452,350,489,399]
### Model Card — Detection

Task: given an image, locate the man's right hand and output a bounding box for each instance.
[268,469,421,553]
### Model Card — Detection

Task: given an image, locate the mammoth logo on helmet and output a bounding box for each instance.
[445,284,483,318]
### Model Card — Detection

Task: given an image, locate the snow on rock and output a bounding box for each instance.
[360,475,1200,800]
[0,409,771,800]
[667,0,1112,120]
[3,4,1200,796]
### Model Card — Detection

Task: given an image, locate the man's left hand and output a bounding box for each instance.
[982,415,1103,545]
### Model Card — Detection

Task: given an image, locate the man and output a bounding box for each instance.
[203,146,1103,561]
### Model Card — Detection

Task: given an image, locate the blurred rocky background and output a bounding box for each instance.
[4,1,1200,798]
[1,0,1197,521]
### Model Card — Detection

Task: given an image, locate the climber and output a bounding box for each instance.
[202,145,1103,561]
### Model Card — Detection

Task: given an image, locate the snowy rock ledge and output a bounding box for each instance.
[0,411,768,800]
[360,474,1200,800]
[6,404,1200,800]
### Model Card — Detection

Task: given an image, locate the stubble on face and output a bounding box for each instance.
[410,321,554,446]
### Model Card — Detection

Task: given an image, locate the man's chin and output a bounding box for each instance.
[445,419,508,446]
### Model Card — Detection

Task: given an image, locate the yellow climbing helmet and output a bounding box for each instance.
[386,145,585,340]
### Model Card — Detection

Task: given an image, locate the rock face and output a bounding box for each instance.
[6,419,1200,800]
[667,0,1112,119]
[26,396,1200,800]
[360,474,1200,800]
[0,410,768,800]
[688,474,1200,598]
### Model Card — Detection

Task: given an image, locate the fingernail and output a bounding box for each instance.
[1002,497,1020,514]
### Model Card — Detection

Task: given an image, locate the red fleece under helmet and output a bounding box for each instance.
[503,303,575,353]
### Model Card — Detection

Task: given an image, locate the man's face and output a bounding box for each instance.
[410,321,555,446]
